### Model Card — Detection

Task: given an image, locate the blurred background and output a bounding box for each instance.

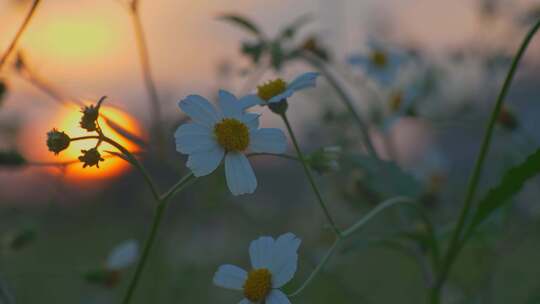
[1,0,540,303]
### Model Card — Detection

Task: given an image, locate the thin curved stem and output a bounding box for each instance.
[432,18,540,303]
[301,53,379,160]
[280,113,341,236]
[101,135,160,201]
[129,4,164,144]
[288,239,340,297]
[0,0,41,71]
[247,152,299,162]
[71,135,160,201]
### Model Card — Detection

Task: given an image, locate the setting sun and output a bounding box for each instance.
[48,104,143,181]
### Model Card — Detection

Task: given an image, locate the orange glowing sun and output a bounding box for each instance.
[47,105,144,180]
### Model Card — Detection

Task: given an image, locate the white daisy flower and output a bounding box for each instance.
[106,239,139,271]
[239,72,320,109]
[213,233,301,304]
[175,90,287,196]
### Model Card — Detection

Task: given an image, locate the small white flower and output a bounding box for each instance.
[239,72,320,109]
[175,90,287,195]
[213,233,301,304]
[106,239,139,271]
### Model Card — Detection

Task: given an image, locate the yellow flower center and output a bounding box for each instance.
[370,50,387,67]
[257,79,287,101]
[243,268,272,302]
[213,118,250,151]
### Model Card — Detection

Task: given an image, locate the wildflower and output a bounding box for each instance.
[213,233,301,303]
[46,129,70,155]
[239,72,319,112]
[79,148,104,168]
[84,240,139,288]
[175,90,287,195]
[347,40,407,87]
[80,97,106,132]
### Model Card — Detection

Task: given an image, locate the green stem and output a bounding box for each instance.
[302,53,379,160]
[121,173,194,304]
[129,4,164,145]
[289,196,436,297]
[288,239,341,297]
[280,113,341,236]
[247,152,299,162]
[433,19,540,302]
[0,0,41,71]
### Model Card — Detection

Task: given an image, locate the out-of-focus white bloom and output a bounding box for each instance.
[213,233,301,304]
[240,72,319,108]
[106,239,139,271]
[175,90,287,195]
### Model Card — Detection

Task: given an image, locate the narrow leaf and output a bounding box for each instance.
[219,14,261,37]
[279,14,312,40]
[469,148,540,233]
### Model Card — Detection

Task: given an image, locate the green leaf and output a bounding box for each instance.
[219,14,261,37]
[468,148,540,234]
[0,150,26,167]
[279,14,312,40]
[6,225,36,251]
[345,154,423,198]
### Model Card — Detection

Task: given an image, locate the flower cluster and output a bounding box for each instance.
[175,72,318,195]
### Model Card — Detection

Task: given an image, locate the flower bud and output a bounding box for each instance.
[307,146,342,174]
[79,148,104,168]
[80,96,106,132]
[46,129,71,155]
[268,99,288,115]
[301,36,330,62]
[497,106,518,130]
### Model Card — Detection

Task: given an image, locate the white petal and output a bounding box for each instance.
[238,299,251,304]
[268,89,295,104]
[213,264,247,290]
[270,233,301,288]
[241,113,260,131]
[287,72,319,92]
[224,152,257,195]
[187,148,224,177]
[179,95,222,127]
[238,94,263,110]
[249,236,275,269]
[174,123,217,154]
[218,90,242,119]
[249,129,287,154]
[106,239,139,270]
[266,290,291,304]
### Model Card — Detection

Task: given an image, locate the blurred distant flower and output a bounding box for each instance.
[239,72,319,115]
[307,146,342,174]
[80,97,106,132]
[84,240,139,288]
[213,233,301,304]
[347,40,408,87]
[46,129,71,155]
[0,150,26,167]
[175,90,286,195]
[79,148,104,168]
[497,105,519,131]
